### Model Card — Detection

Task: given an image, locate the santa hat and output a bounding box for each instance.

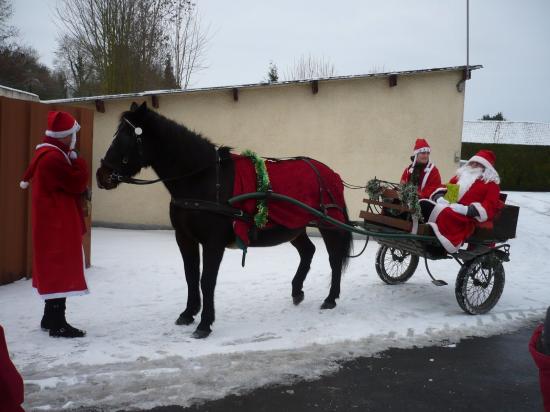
[413,138,431,155]
[468,149,496,172]
[19,111,80,189]
[411,138,431,167]
[45,111,80,140]
[466,149,500,184]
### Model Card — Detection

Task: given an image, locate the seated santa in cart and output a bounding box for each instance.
[400,138,442,199]
[420,150,503,253]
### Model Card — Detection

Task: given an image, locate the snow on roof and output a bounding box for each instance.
[462,120,550,146]
[43,64,481,104]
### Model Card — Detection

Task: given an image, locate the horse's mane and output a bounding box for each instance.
[126,107,232,169]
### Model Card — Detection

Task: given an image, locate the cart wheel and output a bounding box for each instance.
[455,253,505,315]
[375,245,419,285]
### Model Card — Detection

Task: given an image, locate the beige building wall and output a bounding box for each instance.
[60,70,466,227]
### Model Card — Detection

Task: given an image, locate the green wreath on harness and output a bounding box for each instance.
[242,149,270,228]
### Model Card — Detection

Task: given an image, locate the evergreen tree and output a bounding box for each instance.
[481,112,506,121]
[266,61,279,82]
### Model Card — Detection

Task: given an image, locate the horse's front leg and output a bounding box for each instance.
[174,231,201,326]
[192,246,225,339]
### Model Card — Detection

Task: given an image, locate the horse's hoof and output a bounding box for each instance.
[320,300,336,310]
[192,328,211,339]
[175,314,194,325]
[292,292,305,305]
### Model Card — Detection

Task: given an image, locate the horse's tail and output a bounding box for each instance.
[341,204,353,272]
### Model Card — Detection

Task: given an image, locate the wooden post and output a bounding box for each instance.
[311,80,319,94]
[151,95,159,108]
[95,99,105,113]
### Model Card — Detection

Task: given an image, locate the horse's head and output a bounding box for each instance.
[96,101,151,190]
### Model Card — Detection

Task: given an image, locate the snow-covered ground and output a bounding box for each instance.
[1,192,549,411]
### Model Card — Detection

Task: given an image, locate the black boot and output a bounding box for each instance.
[47,298,86,338]
[538,306,550,355]
[40,299,58,331]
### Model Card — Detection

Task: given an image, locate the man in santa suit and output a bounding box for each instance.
[422,150,502,253]
[400,138,442,199]
[20,111,89,338]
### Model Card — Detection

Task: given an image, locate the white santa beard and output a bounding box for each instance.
[456,166,483,200]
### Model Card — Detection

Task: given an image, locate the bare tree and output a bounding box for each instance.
[55,0,208,95]
[54,35,99,96]
[368,65,388,74]
[284,54,337,81]
[168,0,209,89]
[0,0,17,45]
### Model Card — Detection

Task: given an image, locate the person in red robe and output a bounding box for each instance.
[421,150,502,253]
[20,111,89,338]
[0,325,25,411]
[530,307,550,411]
[400,138,442,199]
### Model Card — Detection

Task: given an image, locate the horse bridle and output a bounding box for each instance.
[101,118,222,186]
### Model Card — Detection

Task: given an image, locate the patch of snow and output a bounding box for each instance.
[0,192,548,410]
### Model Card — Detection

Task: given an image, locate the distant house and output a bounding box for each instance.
[463,120,550,146]
[461,121,550,191]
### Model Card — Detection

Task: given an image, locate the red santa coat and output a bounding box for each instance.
[0,325,25,412]
[22,138,89,298]
[400,162,442,199]
[529,325,550,411]
[427,176,501,253]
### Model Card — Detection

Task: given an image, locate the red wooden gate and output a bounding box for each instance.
[0,96,93,286]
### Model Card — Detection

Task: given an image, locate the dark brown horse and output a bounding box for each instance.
[96,102,352,338]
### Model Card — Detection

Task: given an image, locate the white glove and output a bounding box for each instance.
[436,196,449,205]
[69,150,78,160]
[450,203,468,215]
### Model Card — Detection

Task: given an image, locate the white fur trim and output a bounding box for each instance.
[471,202,488,223]
[428,202,447,223]
[45,120,80,138]
[69,150,78,160]
[36,289,90,300]
[420,163,433,191]
[429,187,447,201]
[468,156,500,184]
[413,147,431,155]
[20,181,29,189]
[427,222,461,253]
[36,143,71,165]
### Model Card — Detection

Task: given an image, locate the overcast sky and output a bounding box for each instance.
[11,0,550,122]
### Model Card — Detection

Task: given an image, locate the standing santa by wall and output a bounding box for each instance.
[20,111,89,338]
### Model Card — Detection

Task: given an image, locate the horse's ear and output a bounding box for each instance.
[130,102,139,111]
[140,101,147,110]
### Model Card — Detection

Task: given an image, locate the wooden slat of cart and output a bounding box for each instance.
[359,210,412,231]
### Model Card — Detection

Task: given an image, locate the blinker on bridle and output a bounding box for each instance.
[123,117,143,136]
[100,117,145,185]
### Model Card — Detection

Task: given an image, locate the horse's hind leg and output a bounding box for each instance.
[174,231,201,326]
[290,231,316,305]
[319,228,352,309]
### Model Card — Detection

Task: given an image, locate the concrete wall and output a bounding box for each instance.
[0,85,39,102]
[62,70,465,227]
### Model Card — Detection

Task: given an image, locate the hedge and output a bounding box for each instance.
[461,143,550,191]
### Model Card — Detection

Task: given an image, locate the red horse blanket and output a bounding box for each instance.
[232,155,347,246]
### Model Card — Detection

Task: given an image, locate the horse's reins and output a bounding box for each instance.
[101,117,223,187]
